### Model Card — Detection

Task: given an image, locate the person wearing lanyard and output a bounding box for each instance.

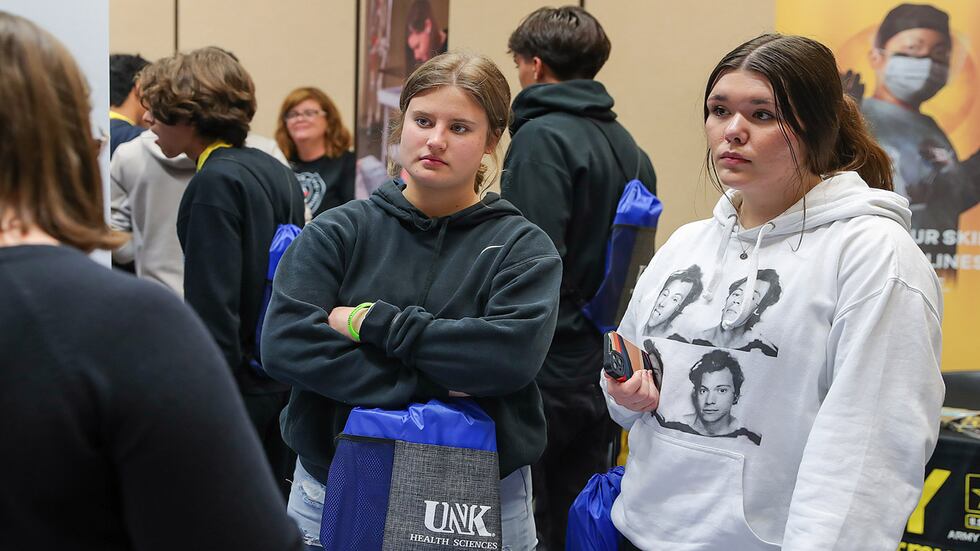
[108,53,148,157]
[138,47,306,497]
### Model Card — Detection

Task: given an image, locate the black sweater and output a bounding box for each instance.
[262,181,562,482]
[291,150,356,217]
[177,146,306,394]
[0,245,301,551]
[502,80,657,388]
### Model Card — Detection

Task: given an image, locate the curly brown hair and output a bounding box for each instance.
[0,11,125,252]
[139,47,256,147]
[275,87,352,160]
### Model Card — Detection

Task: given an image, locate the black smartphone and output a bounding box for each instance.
[604,331,663,389]
[603,331,632,382]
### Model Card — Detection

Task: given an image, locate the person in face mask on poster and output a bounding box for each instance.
[860,3,979,264]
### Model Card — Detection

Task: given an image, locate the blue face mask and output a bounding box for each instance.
[882,54,949,105]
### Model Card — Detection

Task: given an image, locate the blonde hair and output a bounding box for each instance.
[139,47,256,147]
[388,52,511,192]
[0,11,125,252]
[275,86,352,160]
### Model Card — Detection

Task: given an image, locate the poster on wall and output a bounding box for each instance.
[355,0,450,199]
[899,431,980,550]
[777,0,980,371]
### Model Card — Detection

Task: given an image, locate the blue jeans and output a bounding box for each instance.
[287,460,537,551]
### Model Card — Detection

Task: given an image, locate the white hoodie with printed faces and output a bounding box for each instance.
[602,172,944,550]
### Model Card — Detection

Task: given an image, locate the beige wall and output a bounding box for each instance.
[179,0,356,140]
[588,0,776,244]
[109,0,776,240]
[109,0,175,62]
[447,0,554,190]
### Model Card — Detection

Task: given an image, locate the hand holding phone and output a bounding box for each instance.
[603,331,662,412]
[603,331,662,389]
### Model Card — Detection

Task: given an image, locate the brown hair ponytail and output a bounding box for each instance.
[833,95,893,191]
[704,34,894,192]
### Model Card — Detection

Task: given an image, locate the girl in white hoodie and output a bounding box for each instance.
[604,33,944,550]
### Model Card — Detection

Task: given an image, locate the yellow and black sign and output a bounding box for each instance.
[900,432,980,550]
[967,475,980,513]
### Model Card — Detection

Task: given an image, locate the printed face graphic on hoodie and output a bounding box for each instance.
[650,279,695,328]
[704,70,808,203]
[695,368,737,428]
[722,279,771,327]
[399,85,494,194]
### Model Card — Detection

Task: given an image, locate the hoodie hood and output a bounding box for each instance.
[704,171,911,329]
[136,130,287,171]
[711,171,911,239]
[510,80,616,135]
[137,130,197,170]
[369,179,522,230]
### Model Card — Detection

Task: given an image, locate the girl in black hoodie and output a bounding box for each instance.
[262,53,562,550]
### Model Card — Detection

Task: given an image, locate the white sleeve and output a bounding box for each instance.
[600,262,659,430]
[599,372,644,429]
[109,154,132,232]
[781,278,944,550]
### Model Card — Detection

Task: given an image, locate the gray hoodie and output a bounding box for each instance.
[110,130,287,296]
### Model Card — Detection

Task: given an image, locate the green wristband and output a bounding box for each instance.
[348,302,374,342]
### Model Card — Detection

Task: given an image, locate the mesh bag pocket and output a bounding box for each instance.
[320,435,395,551]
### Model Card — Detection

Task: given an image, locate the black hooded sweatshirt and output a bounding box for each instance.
[261,180,562,482]
[502,80,657,389]
[177,146,306,394]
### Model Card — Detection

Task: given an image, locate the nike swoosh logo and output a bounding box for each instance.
[480,245,503,255]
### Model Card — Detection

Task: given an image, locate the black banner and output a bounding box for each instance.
[901,430,980,550]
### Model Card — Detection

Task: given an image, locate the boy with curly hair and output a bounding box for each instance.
[139,47,305,495]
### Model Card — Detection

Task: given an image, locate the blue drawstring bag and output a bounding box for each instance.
[242,158,303,377]
[566,466,625,551]
[578,120,662,334]
[582,181,662,334]
[321,399,502,551]
[251,222,301,376]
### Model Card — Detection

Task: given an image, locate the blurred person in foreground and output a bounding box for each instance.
[0,10,301,551]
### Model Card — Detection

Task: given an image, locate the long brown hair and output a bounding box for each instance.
[388,52,510,193]
[704,33,892,191]
[275,87,352,160]
[0,11,124,252]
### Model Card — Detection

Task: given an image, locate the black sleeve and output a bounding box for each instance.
[110,292,302,551]
[181,177,244,371]
[638,148,657,196]
[261,218,446,407]
[359,230,562,397]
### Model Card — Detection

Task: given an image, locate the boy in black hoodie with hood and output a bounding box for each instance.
[502,7,657,550]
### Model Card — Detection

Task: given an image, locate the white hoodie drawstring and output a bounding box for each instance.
[702,214,738,302]
[722,221,775,330]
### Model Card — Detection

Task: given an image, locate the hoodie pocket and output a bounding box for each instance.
[619,428,779,550]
